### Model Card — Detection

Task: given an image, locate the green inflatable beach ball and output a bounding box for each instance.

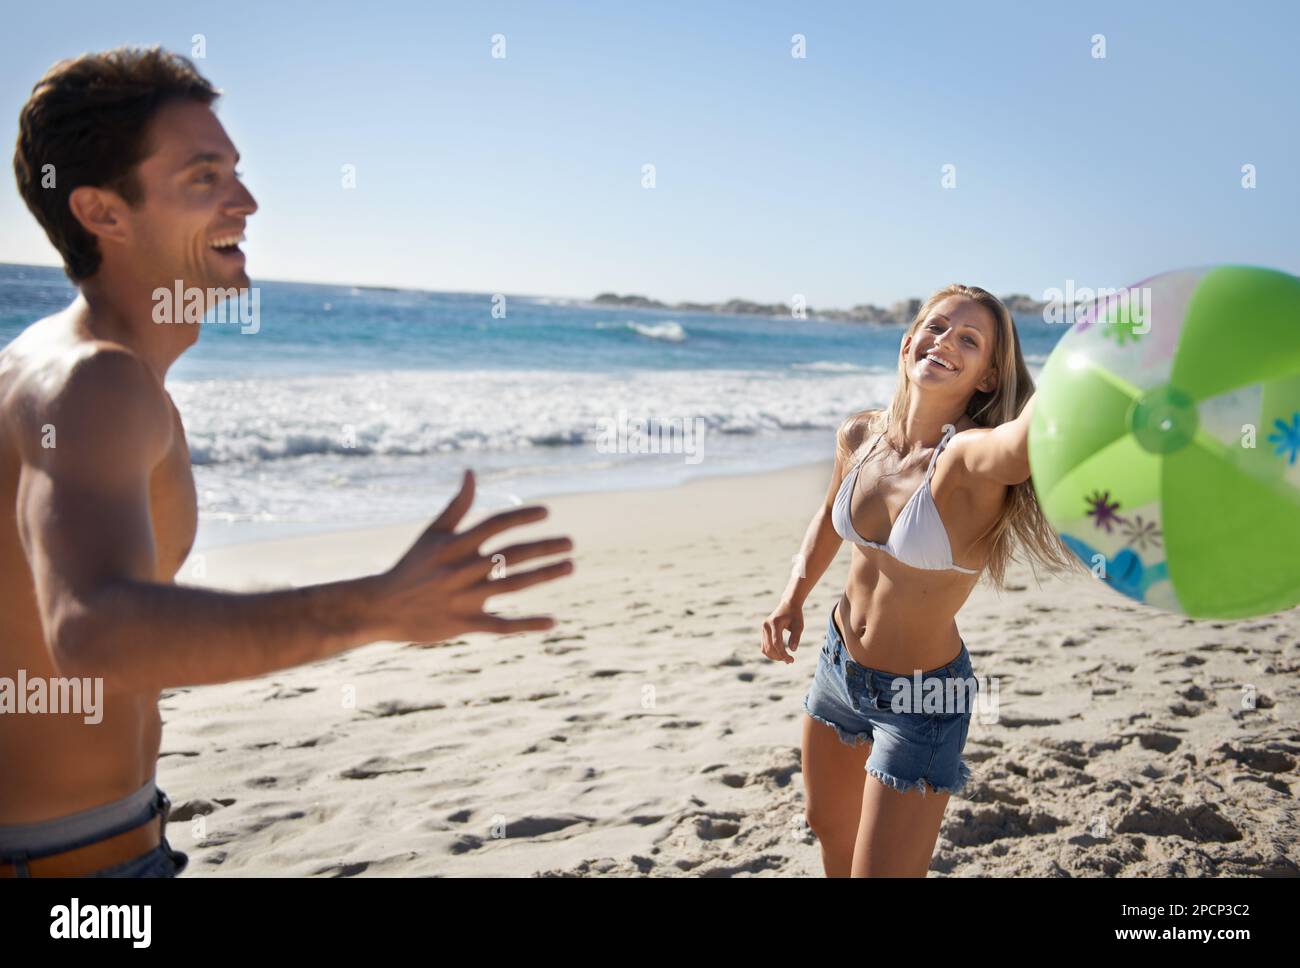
[1029,265,1300,619]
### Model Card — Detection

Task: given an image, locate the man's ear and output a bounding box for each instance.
[67,186,130,246]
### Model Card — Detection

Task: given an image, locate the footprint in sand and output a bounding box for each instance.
[1216,743,1295,774]
[199,809,307,848]
[1124,731,1183,754]
[340,757,426,779]
[1114,797,1242,843]
[521,735,570,754]
[680,811,743,841]
[312,861,370,878]
[289,734,336,749]
[995,715,1062,728]
[943,802,1064,848]
[451,814,596,853]
[695,855,786,877]
[361,699,447,718]
[543,643,584,655]
[537,855,656,876]
[470,694,513,705]
[169,797,235,821]
[708,757,799,791]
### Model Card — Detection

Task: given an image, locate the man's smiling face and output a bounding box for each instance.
[122,99,258,292]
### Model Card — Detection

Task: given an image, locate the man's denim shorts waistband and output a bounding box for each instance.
[0,777,160,861]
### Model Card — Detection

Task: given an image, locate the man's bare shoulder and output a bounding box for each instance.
[1,316,172,469]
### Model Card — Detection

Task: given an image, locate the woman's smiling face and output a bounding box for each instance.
[903,295,998,397]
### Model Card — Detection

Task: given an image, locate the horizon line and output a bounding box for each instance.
[0,260,1055,318]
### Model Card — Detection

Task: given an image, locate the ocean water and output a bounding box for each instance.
[0,263,1061,548]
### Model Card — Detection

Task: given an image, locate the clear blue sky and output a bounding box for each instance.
[2,0,1296,306]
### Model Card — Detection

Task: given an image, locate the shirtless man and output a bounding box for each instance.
[0,47,574,877]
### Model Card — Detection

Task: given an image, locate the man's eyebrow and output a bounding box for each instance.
[178,150,239,170]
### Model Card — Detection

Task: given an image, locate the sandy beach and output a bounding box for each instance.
[158,463,1300,877]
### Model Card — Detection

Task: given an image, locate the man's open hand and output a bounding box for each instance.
[375,470,575,644]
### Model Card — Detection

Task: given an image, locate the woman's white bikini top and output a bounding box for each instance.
[831,423,980,575]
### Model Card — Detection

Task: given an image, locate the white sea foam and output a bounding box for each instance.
[168,367,896,529]
[791,361,873,373]
[593,320,687,342]
[169,362,1043,534]
[169,367,894,466]
[628,320,685,342]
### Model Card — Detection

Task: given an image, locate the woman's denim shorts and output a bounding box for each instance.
[803,606,978,797]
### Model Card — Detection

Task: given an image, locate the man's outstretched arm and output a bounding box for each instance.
[17,349,574,693]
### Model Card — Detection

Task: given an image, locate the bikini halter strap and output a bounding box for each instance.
[924,424,958,480]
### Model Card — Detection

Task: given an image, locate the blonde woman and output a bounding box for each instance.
[761,284,1078,877]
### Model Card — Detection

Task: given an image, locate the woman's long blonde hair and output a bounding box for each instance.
[847,283,1083,591]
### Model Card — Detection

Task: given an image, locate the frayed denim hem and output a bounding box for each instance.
[803,699,872,748]
[867,759,974,798]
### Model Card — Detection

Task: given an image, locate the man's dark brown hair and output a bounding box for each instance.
[14,46,219,281]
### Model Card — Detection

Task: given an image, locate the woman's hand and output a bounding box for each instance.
[761,599,804,664]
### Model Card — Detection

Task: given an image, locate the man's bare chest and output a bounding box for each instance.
[149,415,197,580]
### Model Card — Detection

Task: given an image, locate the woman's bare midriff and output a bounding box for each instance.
[835,549,982,675]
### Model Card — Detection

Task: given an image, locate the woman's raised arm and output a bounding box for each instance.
[952,393,1036,486]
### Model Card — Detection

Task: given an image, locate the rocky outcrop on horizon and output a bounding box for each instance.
[593,291,1052,325]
